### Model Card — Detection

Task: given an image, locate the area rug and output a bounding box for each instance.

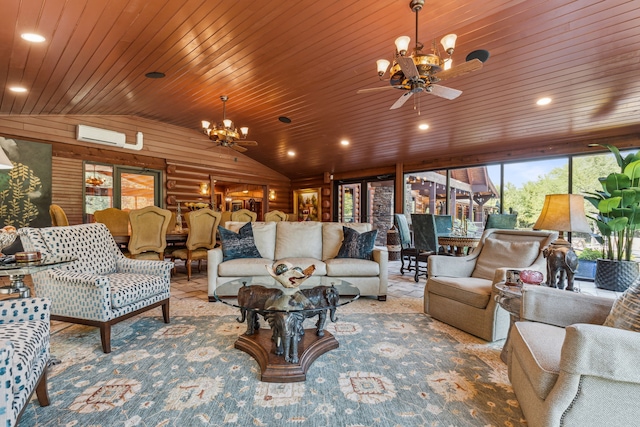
[21,308,525,427]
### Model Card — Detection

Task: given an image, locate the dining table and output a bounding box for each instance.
[438,234,481,256]
[112,230,189,247]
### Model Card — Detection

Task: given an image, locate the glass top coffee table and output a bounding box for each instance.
[0,256,77,298]
[215,277,360,383]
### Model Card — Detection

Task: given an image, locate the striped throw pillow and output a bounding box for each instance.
[603,280,640,332]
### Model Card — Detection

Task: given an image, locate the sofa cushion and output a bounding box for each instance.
[472,238,541,280]
[218,223,263,261]
[603,280,640,331]
[275,222,323,260]
[336,226,378,260]
[218,257,276,276]
[326,258,380,277]
[427,276,493,308]
[511,321,565,400]
[322,223,372,260]
[108,273,169,309]
[276,257,327,275]
[224,221,277,260]
[0,320,49,394]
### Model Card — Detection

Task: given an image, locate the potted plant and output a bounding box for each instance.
[584,144,640,291]
[575,247,600,280]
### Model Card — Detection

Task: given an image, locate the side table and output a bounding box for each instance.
[494,282,522,363]
[0,257,77,298]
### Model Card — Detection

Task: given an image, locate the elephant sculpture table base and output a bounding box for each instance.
[234,328,339,383]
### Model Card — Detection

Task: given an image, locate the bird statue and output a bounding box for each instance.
[267,262,316,289]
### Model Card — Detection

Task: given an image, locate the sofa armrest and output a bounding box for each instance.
[0,298,51,324]
[45,269,110,287]
[561,323,640,384]
[116,258,174,276]
[520,285,614,327]
[0,341,14,427]
[427,254,476,278]
[372,247,388,295]
[207,247,223,295]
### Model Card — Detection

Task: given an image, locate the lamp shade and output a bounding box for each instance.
[533,194,592,233]
[0,147,13,170]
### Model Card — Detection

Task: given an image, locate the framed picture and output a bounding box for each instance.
[293,188,321,221]
[231,200,243,212]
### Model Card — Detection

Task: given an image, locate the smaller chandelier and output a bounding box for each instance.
[201,95,248,143]
[85,164,104,187]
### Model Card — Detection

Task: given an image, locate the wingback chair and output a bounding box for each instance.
[19,223,173,353]
[507,285,640,427]
[264,210,288,222]
[49,204,69,226]
[94,207,130,235]
[172,208,221,280]
[231,208,257,222]
[425,229,557,341]
[0,298,51,426]
[128,206,172,260]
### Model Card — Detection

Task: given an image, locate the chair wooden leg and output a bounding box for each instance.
[100,323,112,353]
[162,300,170,323]
[35,368,50,407]
[187,258,192,281]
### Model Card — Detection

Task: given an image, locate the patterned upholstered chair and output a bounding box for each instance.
[0,298,51,426]
[19,223,173,353]
[172,208,221,280]
[231,209,257,222]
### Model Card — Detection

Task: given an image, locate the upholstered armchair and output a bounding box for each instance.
[507,285,640,427]
[0,298,51,427]
[172,208,221,280]
[19,223,173,353]
[231,209,257,222]
[94,207,130,235]
[425,229,557,341]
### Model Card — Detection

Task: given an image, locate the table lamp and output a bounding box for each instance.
[533,194,592,291]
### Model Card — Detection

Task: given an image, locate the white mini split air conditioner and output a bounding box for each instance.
[76,125,144,151]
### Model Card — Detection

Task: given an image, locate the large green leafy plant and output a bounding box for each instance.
[584,145,640,261]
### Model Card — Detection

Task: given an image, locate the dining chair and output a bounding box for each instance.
[219,211,233,228]
[231,208,257,222]
[94,207,130,235]
[49,204,69,226]
[264,210,288,222]
[171,208,221,280]
[485,213,518,230]
[410,214,443,282]
[393,214,423,279]
[127,206,172,260]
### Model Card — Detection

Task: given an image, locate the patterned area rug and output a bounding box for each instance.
[21,298,525,427]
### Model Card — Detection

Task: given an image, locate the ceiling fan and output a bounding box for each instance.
[201,96,258,152]
[357,0,486,110]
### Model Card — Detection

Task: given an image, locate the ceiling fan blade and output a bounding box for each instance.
[428,84,462,100]
[436,58,483,81]
[230,144,248,153]
[396,56,419,79]
[357,85,401,94]
[390,91,414,110]
[236,140,258,146]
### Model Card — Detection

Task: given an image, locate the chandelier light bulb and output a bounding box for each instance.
[201,120,210,129]
[441,33,457,55]
[376,59,390,76]
[223,119,232,129]
[395,36,411,56]
[240,127,249,137]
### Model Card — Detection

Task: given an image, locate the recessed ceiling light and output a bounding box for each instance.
[536,97,552,106]
[418,123,429,130]
[287,150,295,157]
[9,86,27,93]
[145,71,165,79]
[21,33,46,43]
[340,140,349,146]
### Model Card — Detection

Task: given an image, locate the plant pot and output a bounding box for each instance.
[576,259,596,281]
[594,258,640,292]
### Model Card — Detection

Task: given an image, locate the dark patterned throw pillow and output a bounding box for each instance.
[218,223,262,261]
[336,226,377,260]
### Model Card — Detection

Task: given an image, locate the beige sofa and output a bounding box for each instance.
[425,229,557,341]
[208,221,388,300]
[508,285,640,427]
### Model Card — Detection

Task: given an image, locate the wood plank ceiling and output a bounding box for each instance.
[1,0,640,179]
